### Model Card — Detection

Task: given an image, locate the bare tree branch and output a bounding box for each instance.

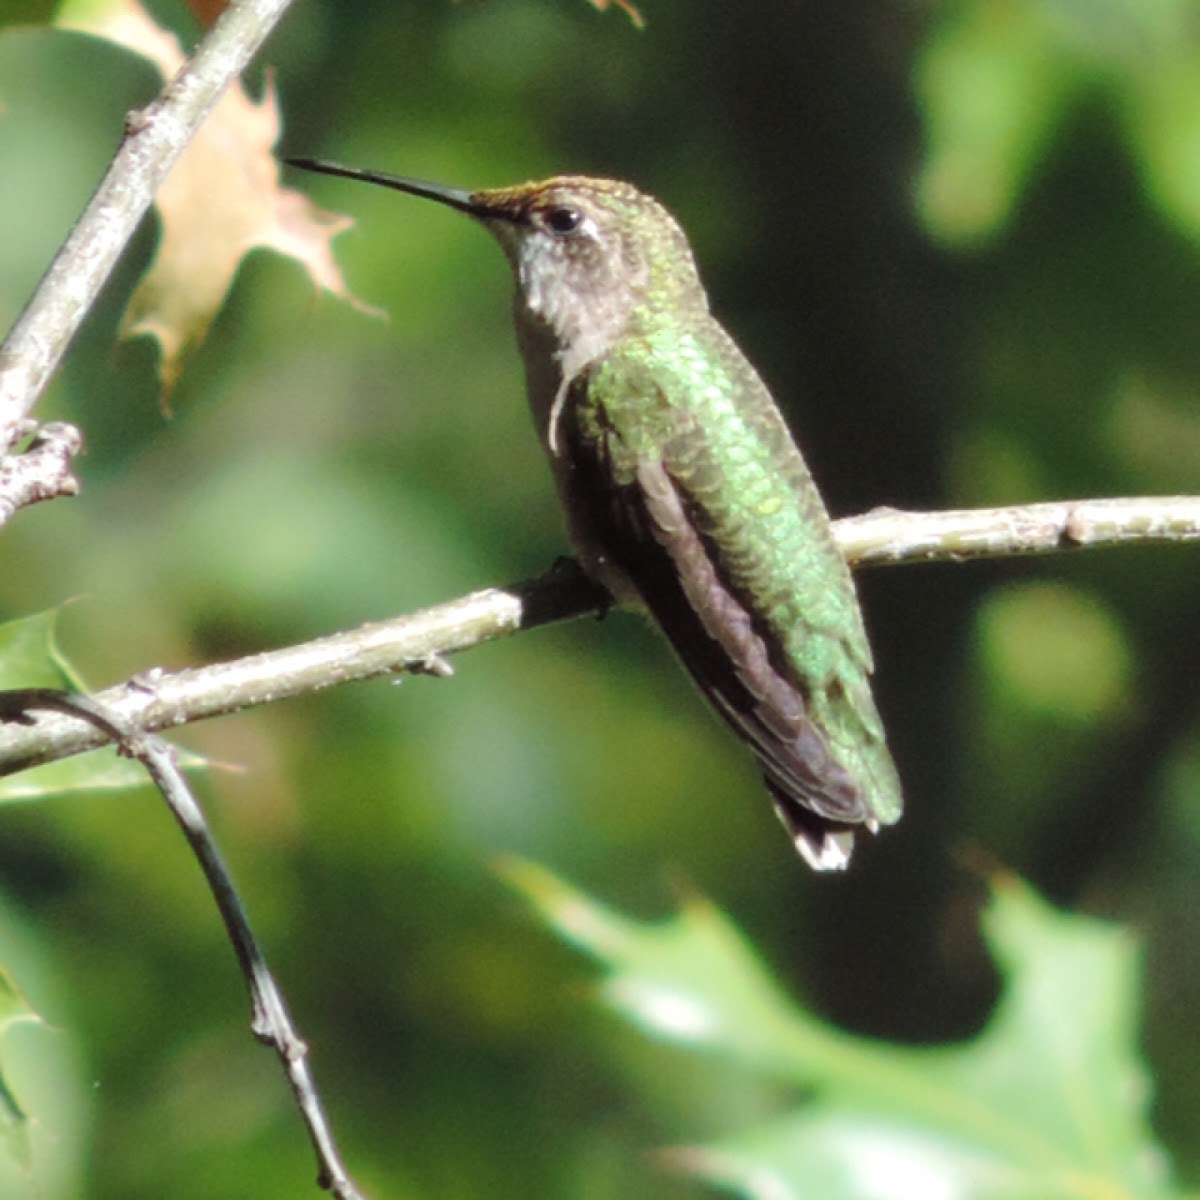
[0,0,297,472]
[837,494,1200,565]
[1,495,1196,779]
[0,566,604,776]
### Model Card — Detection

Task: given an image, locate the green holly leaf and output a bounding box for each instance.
[0,610,194,801]
[503,859,1178,1199]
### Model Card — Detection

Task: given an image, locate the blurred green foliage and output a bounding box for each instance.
[917,0,1200,247]
[1,1,1198,1198]
[508,861,1173,1198]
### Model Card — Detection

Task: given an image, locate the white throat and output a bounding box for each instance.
[516,229,641,381]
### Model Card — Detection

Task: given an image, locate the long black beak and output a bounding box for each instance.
[286,157,479,215]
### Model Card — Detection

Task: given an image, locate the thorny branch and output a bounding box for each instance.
[0,493,1196,780]
[0,689,365,1200]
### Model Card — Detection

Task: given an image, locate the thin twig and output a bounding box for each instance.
[0,495,1196,779]
[0,689,366,1200]
[0,565,607,777]
[0,0,298,465]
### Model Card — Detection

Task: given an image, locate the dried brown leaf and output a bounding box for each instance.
[58,0,370,395]
[585,0,644,29]
[184,0,227,29]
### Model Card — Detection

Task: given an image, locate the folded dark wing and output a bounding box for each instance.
[563,398,875,869]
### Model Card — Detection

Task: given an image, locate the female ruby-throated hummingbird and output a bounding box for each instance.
[287,157,902,869]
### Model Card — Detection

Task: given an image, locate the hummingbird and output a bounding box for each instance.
[287,157,902,869]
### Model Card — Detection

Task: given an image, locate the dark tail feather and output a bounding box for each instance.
[766,779,860,871]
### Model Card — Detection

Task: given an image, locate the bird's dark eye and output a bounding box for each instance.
[545,206,583,234]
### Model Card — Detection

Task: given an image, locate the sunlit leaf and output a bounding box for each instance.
[914,0,1081,246]
[1123,61,1200,244]
[505,860,1176,1199]
[916,0,1200,251]
[500,858,807,1068]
